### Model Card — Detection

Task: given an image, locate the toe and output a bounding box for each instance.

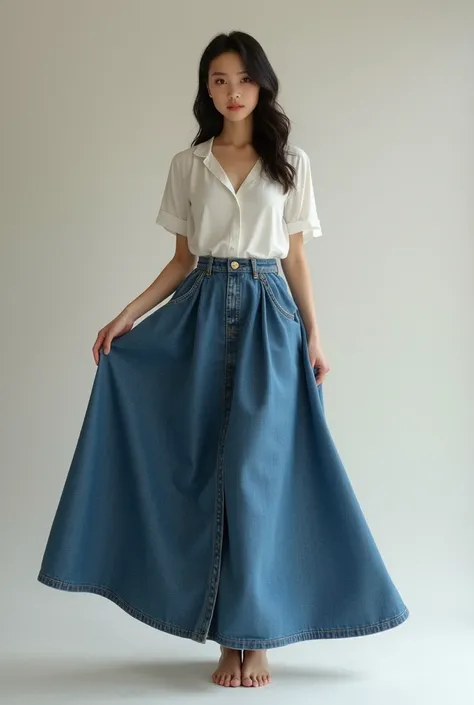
[242,676,252,687]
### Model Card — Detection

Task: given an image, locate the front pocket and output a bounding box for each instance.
[259,272,298,321]
[168,268,206,305]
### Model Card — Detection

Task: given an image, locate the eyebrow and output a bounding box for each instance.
[210,70,248,76]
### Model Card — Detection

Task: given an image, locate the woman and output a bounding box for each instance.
[37,31,409,688]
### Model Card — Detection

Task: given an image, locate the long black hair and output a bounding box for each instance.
[191,31,297,194]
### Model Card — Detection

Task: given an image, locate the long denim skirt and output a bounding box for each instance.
[37,255,409,649]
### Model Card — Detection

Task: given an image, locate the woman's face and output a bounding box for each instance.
[207,51,260,122]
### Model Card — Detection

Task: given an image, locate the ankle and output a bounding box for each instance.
[244,648,267,655]
[220,646,240,654]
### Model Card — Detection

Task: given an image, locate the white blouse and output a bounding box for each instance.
[155,135,323,259]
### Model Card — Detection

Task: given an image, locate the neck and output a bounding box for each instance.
[216,116,254,147]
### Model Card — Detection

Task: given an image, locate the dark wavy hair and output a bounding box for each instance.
[191,31,297,194]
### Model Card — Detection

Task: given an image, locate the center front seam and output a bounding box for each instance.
[197,266,241,640]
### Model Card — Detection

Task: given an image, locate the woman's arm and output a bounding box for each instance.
[92,235,197,364]
[122,235,197,322]
[281,233,330,385]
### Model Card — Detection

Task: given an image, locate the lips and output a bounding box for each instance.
[227,105,243,110]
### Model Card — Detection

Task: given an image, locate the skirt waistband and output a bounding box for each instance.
[197,256,279,276]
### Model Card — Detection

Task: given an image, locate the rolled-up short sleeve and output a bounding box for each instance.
[155,153,188,236]
[283,148,323,243]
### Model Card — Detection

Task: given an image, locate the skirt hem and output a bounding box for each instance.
[37,571,410,649]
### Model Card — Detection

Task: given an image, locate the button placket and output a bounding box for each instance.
[234,198,242,256]
[201,142,261,259]
[228,199,241,255]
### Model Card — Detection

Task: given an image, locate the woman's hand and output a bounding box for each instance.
[307,334,331,386]
[92,310,135,365]
[281,237,329,386]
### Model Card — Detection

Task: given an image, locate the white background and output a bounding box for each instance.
[1,0,472,702]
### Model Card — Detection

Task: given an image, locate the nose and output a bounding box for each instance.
[228,86,241,99]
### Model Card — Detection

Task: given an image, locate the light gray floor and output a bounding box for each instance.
[2,595,472,704]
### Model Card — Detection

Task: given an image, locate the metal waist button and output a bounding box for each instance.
[230,261,240,270]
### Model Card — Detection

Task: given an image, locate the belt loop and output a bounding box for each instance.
[206,256,214,277]
[251,258,258,279]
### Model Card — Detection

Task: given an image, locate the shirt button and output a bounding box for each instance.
[230,261,240,269]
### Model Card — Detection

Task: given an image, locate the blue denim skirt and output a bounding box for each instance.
[37,256,409,649]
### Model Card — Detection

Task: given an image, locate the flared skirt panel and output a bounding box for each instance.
[37,256,409,649]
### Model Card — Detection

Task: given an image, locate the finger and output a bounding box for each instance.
[103,334,114,354]
[315,368,328,386]
[94,330,106,350]
[92,332,105,363]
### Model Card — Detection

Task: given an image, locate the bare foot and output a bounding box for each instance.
[241,649,271,687]
[211,646,242,687]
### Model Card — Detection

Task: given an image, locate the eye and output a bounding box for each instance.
[213,76,253,85]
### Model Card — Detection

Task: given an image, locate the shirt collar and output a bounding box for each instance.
[192,136,214,159]
[192,135,261,195]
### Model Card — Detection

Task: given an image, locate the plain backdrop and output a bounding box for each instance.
[0,1,472,703]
